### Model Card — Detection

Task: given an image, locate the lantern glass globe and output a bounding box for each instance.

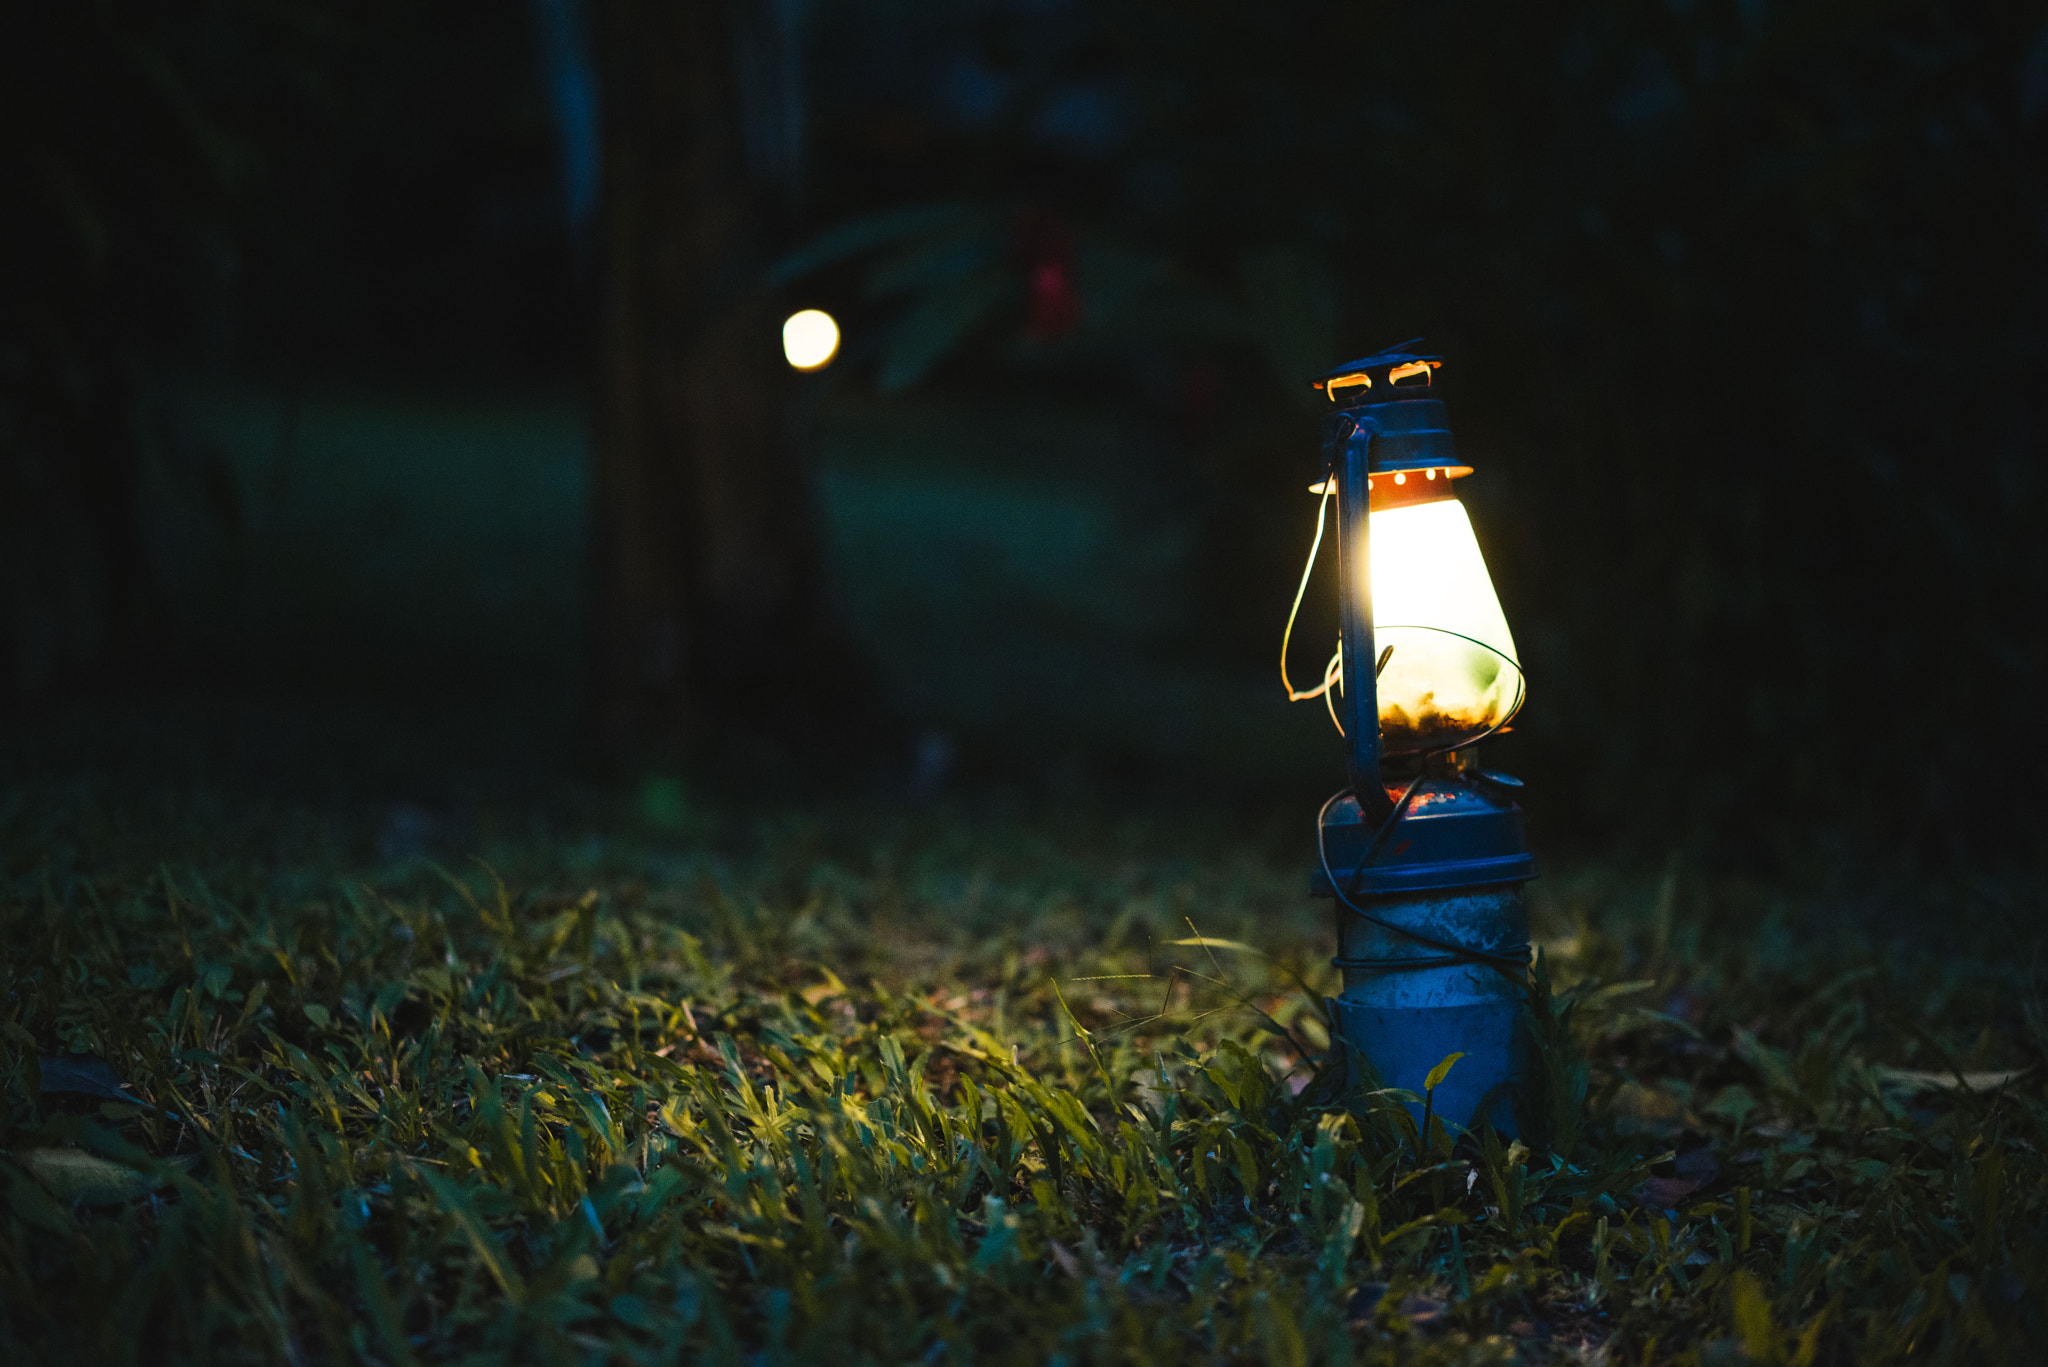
[1366,497,1522,754]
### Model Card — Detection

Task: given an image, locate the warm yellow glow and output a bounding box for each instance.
[782,309,840,370]
[1367,498,1522,753]
[1318,371,1373,402]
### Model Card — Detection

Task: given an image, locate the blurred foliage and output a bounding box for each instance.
[1,783,2043,1361]
[4,0,2043,863]
[791,0,2048,865]
[0,0,575,695]
[0,1,295,691]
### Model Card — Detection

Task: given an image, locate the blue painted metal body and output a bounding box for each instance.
[1307,343,1537,1138]
[1317,778,1534,1135]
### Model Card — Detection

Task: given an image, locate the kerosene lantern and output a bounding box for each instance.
[1283,342,1534,1136]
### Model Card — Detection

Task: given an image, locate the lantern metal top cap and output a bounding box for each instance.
[1309,339,1444,405]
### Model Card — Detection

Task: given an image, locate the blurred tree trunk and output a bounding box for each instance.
[587,0,851,766]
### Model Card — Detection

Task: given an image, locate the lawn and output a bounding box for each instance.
[2,780,2041,1364]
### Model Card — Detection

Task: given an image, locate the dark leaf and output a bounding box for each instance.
[767,203,980,285]
[877,270,1015,393]
[21,1149,161,1206]
[1674,1146,1720,1184]
[38,1054,136,1104]
[1345,1282,1389,1322]
[1635,1176,1700,1211]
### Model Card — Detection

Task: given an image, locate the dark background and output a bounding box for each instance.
[4,0,2044,875]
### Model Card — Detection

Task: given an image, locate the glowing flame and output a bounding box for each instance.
[782,310,840,371]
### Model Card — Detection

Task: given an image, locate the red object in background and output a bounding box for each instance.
[1018,211,1081,339]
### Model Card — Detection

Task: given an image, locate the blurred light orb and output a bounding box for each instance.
[782,309,840,370]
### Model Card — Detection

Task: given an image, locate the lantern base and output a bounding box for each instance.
[1327,995,1523,1137]
[1314,772,1535,1136]
[1324,882,1529,1136]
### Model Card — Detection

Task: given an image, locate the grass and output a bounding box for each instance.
[1,779,2043,1364]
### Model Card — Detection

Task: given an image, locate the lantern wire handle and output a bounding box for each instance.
[1323,648,1345,735]
[1319,643,1391,738]
[1281,478,1338,703]
[1282,480,1410,745]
